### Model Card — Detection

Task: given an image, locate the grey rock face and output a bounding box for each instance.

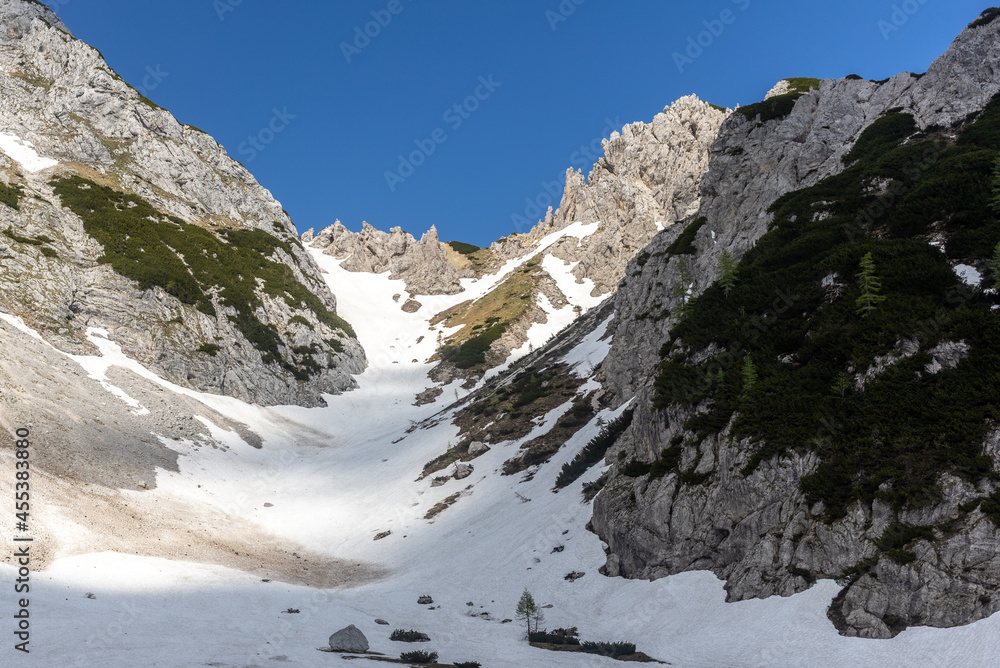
[0,0,365,406]
[328,625,369,653]
[491,95,731,298]
[592,15,1000,639]
[311,221,471,295]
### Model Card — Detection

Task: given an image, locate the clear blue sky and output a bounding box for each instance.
[53,0,989,247]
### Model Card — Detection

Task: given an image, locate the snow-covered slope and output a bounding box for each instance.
[4,237,1000,667]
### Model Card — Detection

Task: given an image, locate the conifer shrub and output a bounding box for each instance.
[736,78,820,124]
[666,217,707,255]
[969,8,1000,29]
[399,650,437,663]
[580,641,637,658]
[529,627,580,645]
[555,409,634,489]
[447,240,480,255]
[620,460,652,478]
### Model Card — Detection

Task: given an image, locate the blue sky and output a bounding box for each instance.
[53,0,989,247]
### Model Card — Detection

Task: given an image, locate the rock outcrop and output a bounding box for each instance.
[311,220,472,295]
[490,94,730,297]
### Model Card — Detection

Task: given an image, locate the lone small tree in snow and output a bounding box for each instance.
[855,252,886,318]
[515,589,543,637]
[717,250,738,297]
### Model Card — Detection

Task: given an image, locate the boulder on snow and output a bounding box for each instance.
[328,625,369,653]
[468,441,490,456]
[417,595,433,605]
[453,463,474,480]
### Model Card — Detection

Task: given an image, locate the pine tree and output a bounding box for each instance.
[991,242,1000,286]
[855,252,886,318]
[672,258,693,317]
[741,356,757,397]
[991,155,1000,214]
[515,589,538,638]
[717,250,737,297]
[831,371,852,398]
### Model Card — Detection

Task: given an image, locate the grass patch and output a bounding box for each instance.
[196,343,221,356]
[424,493,460,520]
[52,175,354,376]
[441,322,507,369]
[434,257,544,367]
[454,363,585,450]
[421,440,471,479]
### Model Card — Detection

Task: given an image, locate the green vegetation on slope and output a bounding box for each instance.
[665,217,707,256]
[736,77,821,123]
[969,7,1000,29]
[653,97,1000,523]
[52,175,354,377]
[446,240,481,255]
[434,256,543,369]
[0,181,23,210]
[555,408,635,489]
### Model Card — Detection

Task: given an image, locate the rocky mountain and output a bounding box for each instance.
[4,1,1000,665]
[0,0,364,408]
[309,95,728,383]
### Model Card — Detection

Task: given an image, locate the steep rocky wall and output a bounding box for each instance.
[592,12,1000,639]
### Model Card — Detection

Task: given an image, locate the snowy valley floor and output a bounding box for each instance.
[2,235,1000,667]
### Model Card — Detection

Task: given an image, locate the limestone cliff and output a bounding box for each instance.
[0,0,365,407]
